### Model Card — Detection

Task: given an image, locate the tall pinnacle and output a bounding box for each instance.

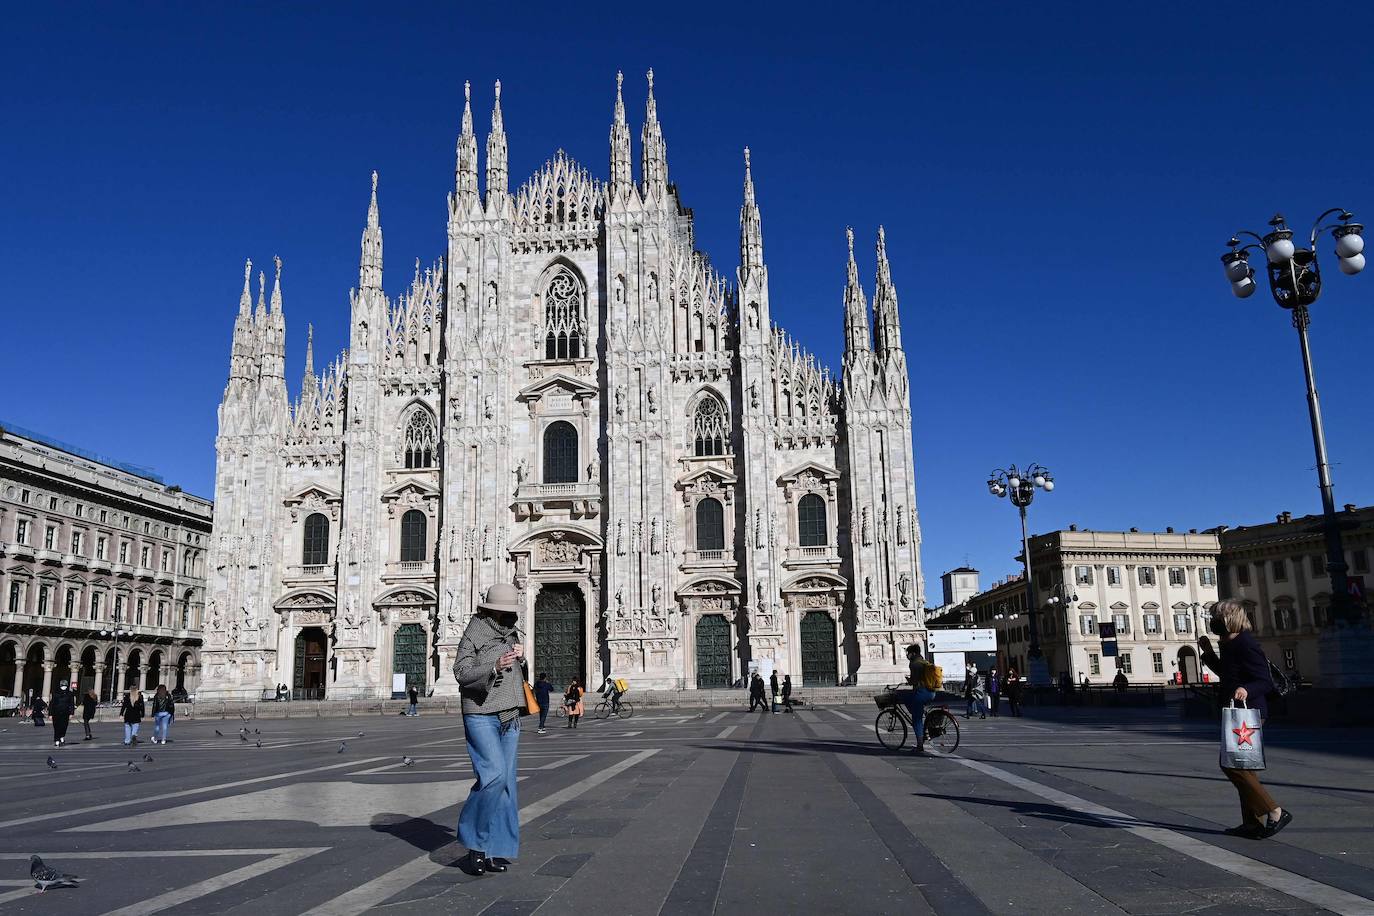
[486,79,508,202]
[843,227,871,361]
[640,68,668,196]
[238,258,252,315]
[303,322,315,382]
[609,71,633,198]
[872,226,904,357]
[739,147,764,277]
[269,255,283,315]
[229,258,255,383]
[359,171,383,290]
[455,80,478,205]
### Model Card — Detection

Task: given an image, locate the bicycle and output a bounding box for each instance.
[873,686,960,753]
[593,694,635,720]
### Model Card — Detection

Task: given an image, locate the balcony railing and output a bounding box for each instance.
[397,561,427,572]
[683,549,734,568]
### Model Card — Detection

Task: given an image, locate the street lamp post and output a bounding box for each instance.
[100,612,133,700]
[1220,211,1372,687]
[1046,581,1079,684]
[988,464,1055,685]
[993,608,1021,671]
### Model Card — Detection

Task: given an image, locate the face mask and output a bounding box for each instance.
[497,612,519,629]
[1209,618,1229,637]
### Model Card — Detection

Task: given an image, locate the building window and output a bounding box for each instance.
[1168,567,1186,587]
[1174,612,1191,633]
[1075,566,1094,586]
[64,589,76,618]
[38,585,50,615]
[76,504,84,518]
[1079,615,1097,636]
[1275,604,1296,632]
[181,593,192,628]
[143,521,150,534]
[119,542,128,563]
[99,509,107,523]
[402,407,438,469]
[1353,548,1370,574]
[541,267,586,360]
[400,510,427,562]
[49,496,58,510]
[542,421,579,484]
[1101,566,1119,586]
[695,497,725,551]
[691,395,729,457]
[1236,564,1251,586]
[72,531,84,555]
[1310,555,1325,577]
[1143,613,1161,634]
[1119,653,1133,675]
[45,526,56,550]
[15,520,27,545]
[157,601,166,627]
[8,583,21,613]
[90,592,101,621]
[162,550,172,572]
[302,513,330,566]
[140,545,150,568]
[114,595,124,623]
[1152,651,1164,675]
[1137,566,1155,586]
[97,536,107,560]
[1089,653,1100,676]
[20,488,29,503]
[1113,613,1131,634]
[1272,559,1287,583]
[797,494,827,547]
[1199,567,1216,587]
[136,598,146,625]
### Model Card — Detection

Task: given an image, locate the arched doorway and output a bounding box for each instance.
[392,624,428,694]
[695,615,731,688]
[52,645,74,691]
[101,648,117,702]
[534,584,584,691]
[176,652,192,693]
[294,627,328,699]
[22,644,46,698]
[79,647,97,695]
[123,649,142,691]
[800,612,838,687]
[1177,646,1199,684]
[0,641,18,697]
[145,650,164,690]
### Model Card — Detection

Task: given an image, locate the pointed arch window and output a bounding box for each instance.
[403,407,437,469]
[400,510,427,563]
[692,394,729,457]
[798,494,828,547]
[542,268,586,360]
[302,513,330,566]
[696,498,725,551]
[543,421,579,484]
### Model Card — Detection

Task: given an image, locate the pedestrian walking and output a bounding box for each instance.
[1005,667,1022,717]
[407,684,419,717]
[1113,669,1129,695]
[81,688,98,740]
[748,673,767,712]
[1203,599,1291,839]
[533,673,552,734]
[781,674,794,712]
[769,671,780,714]
[962,663,977,718]
[150,684,175,744]
[564,679,584,729]
[49,681,75,747]
[453,583,528,876]
[988,669,1002,717]
[30,692,47,728]
[969,671,988,719]
[120,686,145,746]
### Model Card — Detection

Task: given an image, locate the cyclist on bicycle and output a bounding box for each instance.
[601,675,628,715]
[900,644,938,753]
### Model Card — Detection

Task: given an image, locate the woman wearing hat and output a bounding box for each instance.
[453,583,528,876]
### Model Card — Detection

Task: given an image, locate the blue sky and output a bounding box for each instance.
[4,2,1373,594]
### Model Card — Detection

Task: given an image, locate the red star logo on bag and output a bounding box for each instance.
[1232,721,1258,747]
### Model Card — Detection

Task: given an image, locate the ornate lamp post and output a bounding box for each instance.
[988,464,1055,685]
[1046,582,1078,683]
[993,607,1020,671]
[1221,211,1371,687]
[100,611,133,699]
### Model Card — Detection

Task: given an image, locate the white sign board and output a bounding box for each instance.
[927,628,997,653]
[933,652,966,681]
[392,673,407,697]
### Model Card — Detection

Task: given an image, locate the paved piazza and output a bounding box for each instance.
[1,703,1372,914]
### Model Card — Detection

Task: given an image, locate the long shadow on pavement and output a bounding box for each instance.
[911,791,1231,837]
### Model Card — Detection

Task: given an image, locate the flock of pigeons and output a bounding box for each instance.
[27,717,421,893]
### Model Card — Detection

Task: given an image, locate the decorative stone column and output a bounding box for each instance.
[187,664,201,694]
[10,665,22,699]
[93,664,105,702]
[40,662,54,698]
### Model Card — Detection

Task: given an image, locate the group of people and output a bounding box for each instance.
[20,682,175,747]
[961,664,1022,718]
[747,671,794,713]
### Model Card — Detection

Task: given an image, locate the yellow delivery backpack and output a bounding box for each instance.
[920,663,943,692]
[612,677,629,693]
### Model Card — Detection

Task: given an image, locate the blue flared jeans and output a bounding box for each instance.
[457,713,520,859]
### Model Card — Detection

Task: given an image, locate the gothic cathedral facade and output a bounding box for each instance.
[200,74,925,700]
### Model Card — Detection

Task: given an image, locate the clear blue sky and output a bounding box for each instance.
[4,3,1373,595]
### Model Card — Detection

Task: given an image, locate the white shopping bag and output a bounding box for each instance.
[1219,701,1265,770]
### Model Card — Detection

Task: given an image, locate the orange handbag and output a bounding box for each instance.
[521,680,540,716]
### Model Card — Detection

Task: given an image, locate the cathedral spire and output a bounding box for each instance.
[302,322,315,384]
[359,171,383,290]
[485,79,508,207]
[229,258,255,383]
[455,80,479,208]
[843,227,872,361]
[261,255,286,381]
[640,68,668,198]
[609,71,633,200]
[872,226,904,358]
[739,147,764,278]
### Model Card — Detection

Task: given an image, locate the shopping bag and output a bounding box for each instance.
[1219,701,1265,770]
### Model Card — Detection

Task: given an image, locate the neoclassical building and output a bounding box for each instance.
[200,73,925,700]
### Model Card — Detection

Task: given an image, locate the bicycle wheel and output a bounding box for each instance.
[593,701,610,720]
[616,701,634,720]
[554,704,567,719]
[924,708,960,753]
[875,709,907,751]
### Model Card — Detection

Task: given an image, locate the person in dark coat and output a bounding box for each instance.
[81,689,98,741]
[1004,668,1022,717]
[120,686,145,746]
[781,675,794,712]
[30,692,46,728]
[533,673,552,735]
[407,685,419,717]
[49,682,75,747]
[748,674,767,712]
[988,669,1001,716]
[769,671,780,714]
[1202,598,1290,840]
[150,684,175,744]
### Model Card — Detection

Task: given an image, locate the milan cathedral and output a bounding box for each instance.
[199,73,925,700]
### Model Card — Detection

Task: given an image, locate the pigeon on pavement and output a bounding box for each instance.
[254,728,260,735]
[46,756,58,770]
[214,730,224,737]
[356,731,365,738]
[143,754,154,762]
[337,741,347,754]
[127,761,141,772]
[240,734,248,742]
[239,713,250,722]
[255,740,262,748]
[402,756,416,767]
[30,855,82,892]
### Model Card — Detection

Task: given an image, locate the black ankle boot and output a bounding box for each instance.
[486,857,510,873]
[460,850,488,876]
